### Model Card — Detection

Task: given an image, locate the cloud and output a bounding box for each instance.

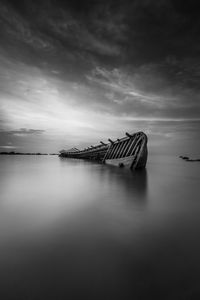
[86,66,162,103]
[0,0,200,152]
[0,1,55,52]
[0,145,18,149]
[0,128,45,136]
[86,65,200,119]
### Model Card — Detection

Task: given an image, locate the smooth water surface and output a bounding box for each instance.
[0,155,200,300]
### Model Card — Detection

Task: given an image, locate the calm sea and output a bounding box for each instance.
[0,155,200,300]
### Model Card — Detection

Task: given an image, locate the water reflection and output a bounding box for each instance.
[59,157,148,202]
[98,165,148,200]
[0,156,200,300]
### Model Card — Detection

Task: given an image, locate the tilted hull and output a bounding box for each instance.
[59,131,148,170]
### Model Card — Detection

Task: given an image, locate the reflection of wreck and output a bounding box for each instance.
[59,131,148,170]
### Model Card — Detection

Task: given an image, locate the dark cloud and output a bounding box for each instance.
[0,128,45,135]
[0,0,199,152]
[0,128,46,152]
[1,0,200,81]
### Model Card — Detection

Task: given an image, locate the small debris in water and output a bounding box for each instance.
[179,156,200,162]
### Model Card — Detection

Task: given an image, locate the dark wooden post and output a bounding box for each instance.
[115,141,125,158]
[118,140,128,158]
[108,138,114,144]
[120,140,130,157]
[104,138,114,160]
[126,136,137,156]
[111,142,122,159]
[130,136,141,157]
[111,139,121,159]
[126,132,132,138]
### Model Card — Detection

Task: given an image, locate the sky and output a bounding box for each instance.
[0,0,199,154]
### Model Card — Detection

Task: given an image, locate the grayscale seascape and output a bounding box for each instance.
[0,0,200,299]
[0,155,200,299]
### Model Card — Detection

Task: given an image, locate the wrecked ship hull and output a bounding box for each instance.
[59,131,148,170]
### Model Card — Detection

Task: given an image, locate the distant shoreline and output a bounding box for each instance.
[0,152,58,155]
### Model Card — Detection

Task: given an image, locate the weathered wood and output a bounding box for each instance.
[115,141,124,158]
[106,155,136,168]
[126,135,138,156]
[130,136,142,156]
[102,145,111,162]
[131,136,147,169]
[121,138,132,157]
[108,144,116,159]
[111,142,121,159]
[126,132,132,138]
[59,131,148,170]
[117,140,129,158]
[108,138,114,144]
[110,139,122,158]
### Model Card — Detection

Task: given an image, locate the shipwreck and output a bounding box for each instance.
[59,131,148,170]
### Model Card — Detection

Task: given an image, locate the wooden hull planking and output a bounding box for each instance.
[59,131,148,170]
